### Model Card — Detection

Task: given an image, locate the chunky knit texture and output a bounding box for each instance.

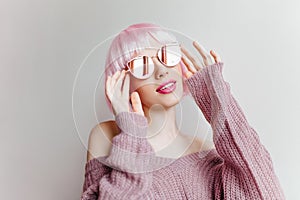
[81,62,285,200]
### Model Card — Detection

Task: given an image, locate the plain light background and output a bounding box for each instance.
[1,0,299,199]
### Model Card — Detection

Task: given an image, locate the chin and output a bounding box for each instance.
[144,99,181,111]
[143,88,184,109]
[160,98,181,109]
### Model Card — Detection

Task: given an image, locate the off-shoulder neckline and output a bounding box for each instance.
[86,148,218,170]
[153,148,218,168]
[155,148,216,160]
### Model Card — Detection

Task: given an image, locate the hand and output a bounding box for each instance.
[105,69,145,116]
[180,41,222,79]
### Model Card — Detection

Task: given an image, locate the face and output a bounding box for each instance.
[128,47,184,110]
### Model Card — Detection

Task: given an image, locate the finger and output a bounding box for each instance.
[180,45,202,71]
[111,70,121,88]
[115,70,126,92]
[105,76,112,98]
[181,56,197,73]
[193,41,215,65]
[192,41,209,58]
[122,71,130,97]
[210,50,222,63]
[181,57,196,79]
[131,92,144,116]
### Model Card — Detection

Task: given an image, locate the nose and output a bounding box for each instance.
[152,57,169,79]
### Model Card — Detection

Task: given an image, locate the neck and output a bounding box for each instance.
[143,104,181,150]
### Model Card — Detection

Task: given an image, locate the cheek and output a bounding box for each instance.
[136,84,156,97]
[134,85,156,106]
[135,89,146,101]
[129,77,151,96]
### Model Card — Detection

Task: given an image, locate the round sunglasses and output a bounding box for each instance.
[124,43,182,79]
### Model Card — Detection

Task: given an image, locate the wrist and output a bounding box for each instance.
[115,111,148,138]
[113,105,129,116]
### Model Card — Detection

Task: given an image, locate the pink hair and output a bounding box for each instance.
[104,23,190,114]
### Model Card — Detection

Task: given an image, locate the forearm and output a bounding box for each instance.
[185,62,285,199]
[81,112,156,199]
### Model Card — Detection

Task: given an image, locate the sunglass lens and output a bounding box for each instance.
[127,56,154,79]
[157,44,181,66]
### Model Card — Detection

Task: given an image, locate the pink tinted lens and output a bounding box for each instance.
[157,44,181,66]
[127,56,155,79]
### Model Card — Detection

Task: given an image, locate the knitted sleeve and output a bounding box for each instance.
[184,62,286,200]
[81,112,156,200]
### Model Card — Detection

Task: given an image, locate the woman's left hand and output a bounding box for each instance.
[180,41,222,79]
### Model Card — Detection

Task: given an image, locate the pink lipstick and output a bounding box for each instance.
[156,79,176,94]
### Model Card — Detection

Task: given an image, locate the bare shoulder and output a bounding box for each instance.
[86,120,119,162]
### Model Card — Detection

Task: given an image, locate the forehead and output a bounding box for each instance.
[135,38,163,55]
[129,45,161,59]
[138,47,159,55]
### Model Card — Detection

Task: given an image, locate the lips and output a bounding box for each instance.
[156,79,177,93]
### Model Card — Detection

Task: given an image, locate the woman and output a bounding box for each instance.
[81,23,285,199]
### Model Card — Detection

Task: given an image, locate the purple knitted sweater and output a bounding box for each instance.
[81,62,285,200]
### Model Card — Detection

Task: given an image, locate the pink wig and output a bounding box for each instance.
[104,23,190,114]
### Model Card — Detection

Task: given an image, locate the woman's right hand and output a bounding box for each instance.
[105,69,145,117]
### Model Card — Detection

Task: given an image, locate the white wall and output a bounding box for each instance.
[1,0,299,199]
